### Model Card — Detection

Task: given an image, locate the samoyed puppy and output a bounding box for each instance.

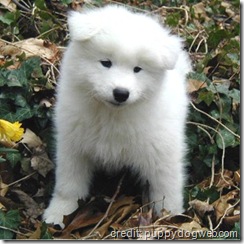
[43,5,191,227]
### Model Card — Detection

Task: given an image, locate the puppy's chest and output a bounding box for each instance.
[81,118,139,163]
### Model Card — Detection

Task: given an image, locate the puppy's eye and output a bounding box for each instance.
[133,66,142,73]
[100,60,112,68]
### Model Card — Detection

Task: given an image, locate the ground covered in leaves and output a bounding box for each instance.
[0,0,240,240]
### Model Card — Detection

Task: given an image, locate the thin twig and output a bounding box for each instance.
[3,172,36,188]
[196,125,214,144]
[189,30,206,53]
[209,154,216,188]
[207,215,213,231]
[0,225,27,237]
[11,0,31,12]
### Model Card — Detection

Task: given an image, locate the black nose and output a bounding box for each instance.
[113,88,130,103]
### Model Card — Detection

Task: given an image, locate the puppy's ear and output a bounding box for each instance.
[159,35,183,70]
[68,11,99,41]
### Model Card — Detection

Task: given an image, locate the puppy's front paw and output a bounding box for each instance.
[43,197,79,228]
[43,208,65,229]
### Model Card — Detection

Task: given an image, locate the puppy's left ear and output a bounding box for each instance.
[68,11,100,41]
[159,35,183,70]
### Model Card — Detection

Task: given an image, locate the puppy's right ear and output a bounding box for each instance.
[68,11,99,41]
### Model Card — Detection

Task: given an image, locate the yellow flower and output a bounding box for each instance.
[0,119,24,142]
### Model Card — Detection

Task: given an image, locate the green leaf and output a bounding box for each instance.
[14,94,27,107]
[208,83,230,95]
[0,72,7,86]
[5,71,24,87]
[0,103,16,122]
[0,96,37,122]
[190,185,200,198]
[3,68,29,87]
[216,129,236,149]
[6,151,21,167]
[0,148,19,153]
[15,106,35,121]
[229,89,240,103]
[21,57,42,80]
[214,95,232,118]
[0,209,21,239]
[0,12,17,25]
[226,53,239,65]
[35,0,48,10]
[198,90,215,106]
[188,72,211,85]
[208,29,230,50]
[165,12,181,27]
[0,57,42,88]
[40,222,52,239]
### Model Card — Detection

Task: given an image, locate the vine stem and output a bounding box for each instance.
[190,102,240,139]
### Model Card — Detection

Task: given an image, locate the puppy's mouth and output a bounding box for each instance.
[108,101,125,107]
[107,100,127,107]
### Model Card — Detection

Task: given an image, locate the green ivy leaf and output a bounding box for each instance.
[0,148,19,153]
[198,90,215,106]
[0,103,16,122]
[14,94,28,108]
[229,89,240,103]
[0,12,18,25]
[15,106,35,121]
[40,222,52,239]
[35,0,48,10]
[6,151,21,167]
[208,29,230,50]
[0,209,21,239]
[21,57,42,80]
[216,129,236,149]
[208,83,230,95]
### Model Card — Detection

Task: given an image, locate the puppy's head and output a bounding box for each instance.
[67,6,184,107]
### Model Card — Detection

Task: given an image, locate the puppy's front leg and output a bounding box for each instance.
[145,158,184,216]
[43,153,92,228]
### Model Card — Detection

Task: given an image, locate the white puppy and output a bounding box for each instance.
[43,5,191,228]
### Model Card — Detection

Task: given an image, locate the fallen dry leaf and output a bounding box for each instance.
[187,79,207,93]
[28,222,42,239]
[31,154,54,178]
[60,206,104,239]
[0,38,60,63]
[0,0,16,12]
[138,208,153,226]
[11,189,42,221]
[198,169,240,191]
[21,129,43,148]
[179,220,202,232]
[212,190,239,222]
[188,199,214,218]
[21,129,54,177]
[192,2,211,21]
[0,179,8,197]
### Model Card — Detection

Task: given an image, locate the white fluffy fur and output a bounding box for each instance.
[43,5,191,228]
